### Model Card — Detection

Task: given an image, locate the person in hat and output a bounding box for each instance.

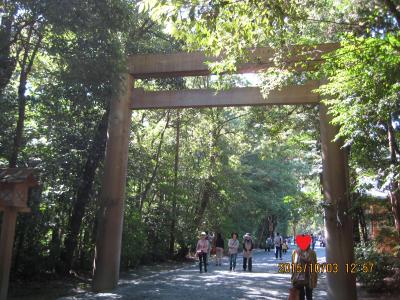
[242,233,254,271]
[282,239,289,254]
[228,232,239,271]
[196,232,209,273]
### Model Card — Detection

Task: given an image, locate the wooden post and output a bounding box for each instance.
[319,103,357,300]
[0,208,17,300]
[92,74,133,292]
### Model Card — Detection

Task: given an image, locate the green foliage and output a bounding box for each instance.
[320,33,400,145]
[355,242,398,292]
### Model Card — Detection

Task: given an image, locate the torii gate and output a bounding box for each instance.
[92,44,357,300]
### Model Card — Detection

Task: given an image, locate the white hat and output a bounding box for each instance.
[200,232,207,236]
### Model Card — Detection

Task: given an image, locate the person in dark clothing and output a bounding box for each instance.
[265,236,272,252]
[214,232,224,266]
[311,233,316,250]
[274,232,283,259]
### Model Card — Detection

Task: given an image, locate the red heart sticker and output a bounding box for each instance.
[295,235,312,251]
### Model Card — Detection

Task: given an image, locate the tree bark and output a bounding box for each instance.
[387,118,400,233]
[358,207,368,242]
[9,26,42,167]
[195,180,213,229]
[138,111,171,214]
[194,119,220,229]
[0,3,17,95]
[60,109,109,272]
[292,222,297,239]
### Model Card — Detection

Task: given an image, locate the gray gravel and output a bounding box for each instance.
[59,246,328,300]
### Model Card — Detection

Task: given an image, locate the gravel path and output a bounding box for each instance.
[59,246,328,300]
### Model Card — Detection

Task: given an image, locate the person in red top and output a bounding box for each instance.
[196,232,209,273]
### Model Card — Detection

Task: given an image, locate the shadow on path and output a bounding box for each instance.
[59,246,328,299]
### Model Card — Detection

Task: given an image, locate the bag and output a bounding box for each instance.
[288,287,300,300]
[292,250,308,287]
[211,246,216,255]
[292,271,307,287]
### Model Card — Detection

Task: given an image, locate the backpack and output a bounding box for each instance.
[292,250,309,287]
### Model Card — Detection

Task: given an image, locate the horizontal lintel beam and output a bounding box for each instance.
[130,81,319,110]
[128,43,339,79]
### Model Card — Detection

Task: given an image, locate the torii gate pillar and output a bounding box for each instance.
[319,103,357,300]
[92,74,133,291]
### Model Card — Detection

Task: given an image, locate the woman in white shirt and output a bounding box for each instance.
[196,232,209,273]
[228,232,239,271]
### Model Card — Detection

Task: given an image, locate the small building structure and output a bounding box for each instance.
[0,168,39,300]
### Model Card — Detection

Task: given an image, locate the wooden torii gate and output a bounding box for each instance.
[92,44,357,300]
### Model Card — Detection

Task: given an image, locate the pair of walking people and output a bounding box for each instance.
[228,232,254,272]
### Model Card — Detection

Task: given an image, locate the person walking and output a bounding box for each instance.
[215,232,224,266]
[196,232,209,273]
[274,232,283,260]
[282,239,288,254]
[242,233,254,272]
[206,231,213,266]
[311,233,316,250]
[265,236,272,252]
[291,235,318,300]
[228,232,239,271]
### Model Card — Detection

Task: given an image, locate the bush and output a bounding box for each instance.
[354,242,395,292]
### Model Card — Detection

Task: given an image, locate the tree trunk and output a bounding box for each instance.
[387,118,400,233]
[9,70,28,168]
[169,110,180,257]
[60,109,109,272]
[138,111,171,214]
[194,121,219,229]
[292,223,297,239]
[9,26,42,167]
[353,212,361,244]
[358,207,368,242]
[194,180,213,229]
[257,218,267,248]
[0,3,17,95]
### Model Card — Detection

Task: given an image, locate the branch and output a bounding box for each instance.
[0,17,42,52]
[139,110,171,203]
[25,29,43,76]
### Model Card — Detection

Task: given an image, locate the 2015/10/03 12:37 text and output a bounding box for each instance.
[278,262,374,273]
